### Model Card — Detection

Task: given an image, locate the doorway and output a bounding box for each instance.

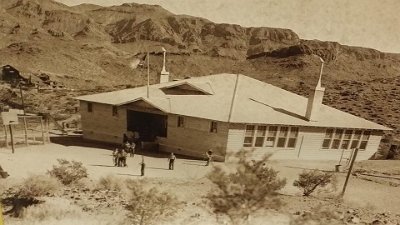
[127,110,167,142]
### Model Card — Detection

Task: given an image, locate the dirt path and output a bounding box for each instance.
[2,143,400,224]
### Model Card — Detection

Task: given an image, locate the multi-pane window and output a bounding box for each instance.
[177,116,185,127]
[322,128,371,150]
[341,130,353,149]
[331,129,343,149]
[359,131,370,150]
[243,125,298,148]
[87,102,93,112]
[210,121,218,133]
[254,126,266,147]
[112,106,118,116]
[243,125,255,147]
[322,128,334,149]
[277,127,289,148]
[287,127,299,148]
[265,126,278,147]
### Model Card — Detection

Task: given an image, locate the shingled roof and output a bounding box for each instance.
[76,73,390,130]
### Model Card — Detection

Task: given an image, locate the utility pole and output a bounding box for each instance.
[341,148,359,197]
[147,51,150,98]
[9,124,15,154]
[19,82,25,115]
[20,81,28,146]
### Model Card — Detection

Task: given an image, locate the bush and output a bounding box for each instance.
[293,170,336,196]
[15,175,61,198]
[207,150,286,225]
[48,159,88,185]
[125,180,181,225]
[96,175,125,192]
[1,175,62,217]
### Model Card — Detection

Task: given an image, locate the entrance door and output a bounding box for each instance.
[127,110,167,142]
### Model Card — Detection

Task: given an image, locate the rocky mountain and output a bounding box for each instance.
[0,0,399,149]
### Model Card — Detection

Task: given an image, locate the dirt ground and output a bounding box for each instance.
[1,142,400,225]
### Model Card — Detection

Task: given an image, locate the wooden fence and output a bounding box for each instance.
[0,115,50,148]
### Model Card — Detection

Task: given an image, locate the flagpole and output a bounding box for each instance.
[147,51,150,98]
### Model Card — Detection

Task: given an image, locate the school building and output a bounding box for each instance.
[76,53,390,161]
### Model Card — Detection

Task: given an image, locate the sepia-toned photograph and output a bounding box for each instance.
[1,0,400,224]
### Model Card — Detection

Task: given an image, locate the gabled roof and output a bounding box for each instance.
[76,74,391,131]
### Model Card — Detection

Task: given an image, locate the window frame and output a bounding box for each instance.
[87,102,93,113]
[177,116,185,128]
[210,121,218,133]
[243,125,298,149]
[321,128,370,151]
[112,106,118,117]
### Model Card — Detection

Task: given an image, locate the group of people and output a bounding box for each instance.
[113,142,136,167]
[112,132,215,175]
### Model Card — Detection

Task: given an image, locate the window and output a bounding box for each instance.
[112,106,118,116]
[341,130,353,149]
[331,129,343,149]
[87,102,93,112]
[322,129,371,150]
[242,125,299,148]
[177,116,185,127]
[265,126,278,147]
[243,125,255,147]
[277,127,289,148]
[359,131,370,150]
[322,128,334,149]
[254,126,266,147]
[210,121,218,133]
[351,130,362,149]
[287,127,299,148]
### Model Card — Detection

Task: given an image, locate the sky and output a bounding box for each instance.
[56,0,400,53]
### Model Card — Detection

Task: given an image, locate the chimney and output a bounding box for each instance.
[160,47,170,83]
[305,57,325,121]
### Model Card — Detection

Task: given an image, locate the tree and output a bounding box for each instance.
[293,170,336,196]
[207,150,286,224]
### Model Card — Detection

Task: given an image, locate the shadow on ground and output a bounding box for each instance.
[50,135,207,161]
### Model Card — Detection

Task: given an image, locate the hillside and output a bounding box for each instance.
[0,0,399,148]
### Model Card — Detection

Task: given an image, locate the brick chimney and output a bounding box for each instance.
[305,57,325,121]
[160,47,169,83]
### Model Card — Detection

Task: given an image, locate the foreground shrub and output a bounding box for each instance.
[2,175,61,217]
[48,159,88,185]
[207,150,286,225]
[96,175,125,192]
[15,175,61,198]
[125,180,181,225]
[293,170,336,196]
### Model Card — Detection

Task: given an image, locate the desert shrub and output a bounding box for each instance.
[1,175,62,217]
[15,175,61,198]
[207,150,286,225]
[21,197,82,221]
[48,159,88,185]
[10,197,129,225]
[96,175,125,192]
[293,170,336,196]
[290,204,345,225]
[125,180,181,225]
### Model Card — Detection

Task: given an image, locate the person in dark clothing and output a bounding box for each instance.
[112,148,119,166]
[121,149,128,167]
[205,150,213,166]
[168,153,176,170]
[140,156,145,176]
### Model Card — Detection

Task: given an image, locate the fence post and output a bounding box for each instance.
[23,116,28,146]
[40,117,45,145]
[9,124,15,154]
[46,117,50,143]
[4,125,8,148]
